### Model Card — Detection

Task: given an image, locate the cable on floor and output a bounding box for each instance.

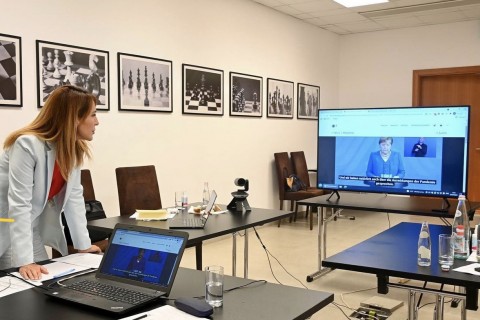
[252,227,308,289]
[340,286,377,309]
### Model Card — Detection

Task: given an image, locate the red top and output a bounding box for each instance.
[48,161,66,200]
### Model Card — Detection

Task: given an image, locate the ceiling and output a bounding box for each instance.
[251,0,480,34]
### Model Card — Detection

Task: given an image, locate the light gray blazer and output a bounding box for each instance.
[0,135,91,267]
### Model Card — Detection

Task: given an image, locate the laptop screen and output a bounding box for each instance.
[97,227,187,291]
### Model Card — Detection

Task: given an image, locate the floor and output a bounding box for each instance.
[179,208,480,320]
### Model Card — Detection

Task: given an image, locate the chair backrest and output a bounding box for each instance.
[274,152,294,201]
[115,165,162,216]
[290,151,310,187]
[81,169,96,202]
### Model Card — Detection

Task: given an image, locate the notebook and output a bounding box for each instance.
[44,224,189,314]
[169,190,217,229]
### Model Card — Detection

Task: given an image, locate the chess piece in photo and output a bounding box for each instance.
[85,55,101,101]
[165,76,170,96]
[252,92,258,112]
[63,51,74,83]
[136,68,141,98]
[46,51,54,71]
[144,66,149,107]
[128,70,134,94]
[151,73,156,95]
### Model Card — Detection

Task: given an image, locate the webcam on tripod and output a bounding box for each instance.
[227,178,251,212]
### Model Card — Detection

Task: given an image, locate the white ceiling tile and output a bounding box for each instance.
[461,5,480,19]
[320,12,368,23]
[311,8,352,17]
[321,24,352,34]
[274,5,303,14]
[375,15,426,28]
[252,0,286,7]
[277,0,313,4]
[304,16,331,26]
[294,12,316,19]
[416,11,467,24]
[289,1,342,12]
[340,20,387,32]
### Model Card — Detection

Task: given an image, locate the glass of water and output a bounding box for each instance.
[205,265,223,307]
[438,234,454,266]
[175,191,184,209]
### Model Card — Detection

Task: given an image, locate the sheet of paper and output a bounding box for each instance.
[466,252,477,262]
[136,209,168,220]
[53,252,103,268]
[452,262,480,276]
[119,305,209,320]
[10,261,90,285]
[130,211,175,220]
[0,276,33,297]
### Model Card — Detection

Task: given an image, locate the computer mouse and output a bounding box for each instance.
[174,297,214,317]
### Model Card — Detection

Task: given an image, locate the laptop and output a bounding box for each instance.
[169,190,217,229]
[44,224,189,314]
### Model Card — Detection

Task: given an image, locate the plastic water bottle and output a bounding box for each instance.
[202,182,210,206]
[418,221,431,266]
[452,194,470,260]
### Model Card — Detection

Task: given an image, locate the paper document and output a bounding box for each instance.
[130,209,175,220]
[10,261,90,285]
[53,252,103,269]
[0,276,33,297]
[453,263,480,276]
[119,305,209,320]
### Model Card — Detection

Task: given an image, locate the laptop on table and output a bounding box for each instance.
[44,224,189,314]
[169,190,217,229]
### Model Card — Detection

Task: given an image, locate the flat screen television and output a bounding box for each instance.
[317,106,470,199]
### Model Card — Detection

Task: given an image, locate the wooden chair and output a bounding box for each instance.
[115,165,162,217]
[52,169,109,258]
[274,152,324,228]
[290,151,326,230]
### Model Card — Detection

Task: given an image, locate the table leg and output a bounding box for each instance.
[435,294,445,320]
[408,290,417,320]
[307,206,332,282]
[232,232,237,276]
[244,229,248,278]
[195,243,202,271]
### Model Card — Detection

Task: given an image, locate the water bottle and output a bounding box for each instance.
[452,194,470,260]
[202,182,210,206]
[418,221,431,266]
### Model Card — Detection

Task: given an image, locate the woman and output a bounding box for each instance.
[366,137,405,179]
[0,85,101,280]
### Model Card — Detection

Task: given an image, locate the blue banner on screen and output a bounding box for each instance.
[317,106,470,198]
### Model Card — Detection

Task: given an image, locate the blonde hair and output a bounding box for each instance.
[4,85,97,180]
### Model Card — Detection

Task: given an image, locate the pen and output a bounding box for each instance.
[53,268,76,279]
[0,218,14,223]
[132,314,148,320]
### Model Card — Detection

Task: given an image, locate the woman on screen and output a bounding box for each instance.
[366,137,405,179]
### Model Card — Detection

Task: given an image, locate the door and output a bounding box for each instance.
[413,66,480,202]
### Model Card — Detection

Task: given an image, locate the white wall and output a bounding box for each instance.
[338,20,480,108]
[0,0,340,215]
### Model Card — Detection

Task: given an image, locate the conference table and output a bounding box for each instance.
[0,267,334,320]
[322,222,480,319]
[297,192,480,282]
[88,205,292,277]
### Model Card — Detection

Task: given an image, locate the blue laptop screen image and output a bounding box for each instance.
[98,229,185,287]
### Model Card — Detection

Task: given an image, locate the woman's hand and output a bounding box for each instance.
[78,245,102,254]
[19,263,49,280]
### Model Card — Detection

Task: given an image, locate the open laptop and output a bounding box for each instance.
[169,190,217,229]
[44,224,189,314]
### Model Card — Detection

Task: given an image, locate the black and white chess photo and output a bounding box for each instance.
[267,78,294,119]
[118,53,172,112]
[36,40,109,110]
[182,64,223,116]
[0,33,22,107]
[230,72,262,117]
[297,83,320,120]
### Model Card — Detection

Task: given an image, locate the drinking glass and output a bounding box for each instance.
[438,234,454,266]
[205,265,223,307]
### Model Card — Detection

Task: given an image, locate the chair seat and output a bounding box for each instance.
[283,188,324,201]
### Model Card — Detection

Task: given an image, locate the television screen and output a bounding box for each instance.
[317,106,470,198]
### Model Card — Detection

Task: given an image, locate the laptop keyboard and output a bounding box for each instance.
[182,218,203,227]
[66,280,154,305]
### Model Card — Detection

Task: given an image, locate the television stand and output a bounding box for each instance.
[431,197,451,213]
[326,190,340,201]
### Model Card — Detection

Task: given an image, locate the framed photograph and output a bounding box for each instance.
[118,52,172,112]
[267,78,294,118]
[36,40,109,110]
[229,72,262,117]
[182,64,223,116]
[297,83,320,120]
[0,33,22,107]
